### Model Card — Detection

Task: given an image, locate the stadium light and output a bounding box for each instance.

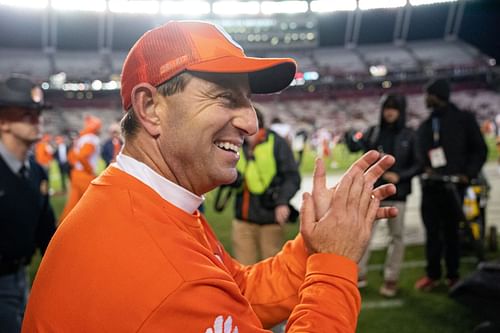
[261,1,308,15]
[161,1,210,16]
[359,0,407,10]
[410,0,457,5]
[310,0,357,13]
[304,71,319,80]
[369,65,388,77]
[62,83,83,92]
[109,0,159,14]
[102,80,120,90]
[91,80,103,91]
[51,0,106,12]
[213,1,260,16]
[0,0,48,9]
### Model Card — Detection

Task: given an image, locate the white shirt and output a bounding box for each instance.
[74,133,101,172]
[57,144,67,163]
[114,154,204,214]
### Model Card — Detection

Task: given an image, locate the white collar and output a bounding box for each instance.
[0,140,30,174]
[114,153,204,214]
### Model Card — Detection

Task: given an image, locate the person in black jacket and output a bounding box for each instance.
[346,93,420,297]
[0,75,56,332]
[232,108,301,265]
[414,79,487,291]
[101,122,123,166]
[53,135,70,193]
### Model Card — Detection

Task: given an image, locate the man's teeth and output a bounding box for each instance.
[216,142,239,153]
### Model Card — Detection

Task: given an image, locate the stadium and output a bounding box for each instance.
[0,0,499,332]
[0,0,499,134]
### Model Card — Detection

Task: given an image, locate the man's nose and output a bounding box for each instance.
[233,106,258,136]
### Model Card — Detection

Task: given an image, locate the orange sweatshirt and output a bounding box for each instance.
[34,141,53,168]
[23,166,360,333]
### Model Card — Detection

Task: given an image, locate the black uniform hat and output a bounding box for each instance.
[0,75,46,110]
[425,78,450,102]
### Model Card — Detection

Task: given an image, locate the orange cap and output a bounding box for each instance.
[81,115,102,135]
[120,20,296,111]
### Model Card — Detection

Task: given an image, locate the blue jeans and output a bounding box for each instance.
[0,267,28,333]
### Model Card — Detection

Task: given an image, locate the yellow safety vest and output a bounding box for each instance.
[237,133,277,194]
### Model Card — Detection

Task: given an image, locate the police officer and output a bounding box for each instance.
[0,75,56,332]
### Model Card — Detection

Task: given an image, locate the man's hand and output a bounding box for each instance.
[275,204,290,226]
[300,150,398,262]
[311,152,397,221]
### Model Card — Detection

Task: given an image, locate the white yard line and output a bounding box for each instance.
[362,299,405,310]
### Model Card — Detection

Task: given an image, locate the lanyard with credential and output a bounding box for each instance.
[432,117,440,147]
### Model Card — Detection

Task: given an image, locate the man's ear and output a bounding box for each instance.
[131,83,162,137]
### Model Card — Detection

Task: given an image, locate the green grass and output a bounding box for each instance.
[39,142,499,333]
[485,135,499,162]
[298,144,363,174]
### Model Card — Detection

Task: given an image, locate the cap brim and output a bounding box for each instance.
[187,56,296,94]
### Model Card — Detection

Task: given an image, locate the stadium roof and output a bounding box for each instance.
[0,0,497,54]
[0,0,497,86]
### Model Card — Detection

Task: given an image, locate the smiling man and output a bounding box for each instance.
[23,21,397,333]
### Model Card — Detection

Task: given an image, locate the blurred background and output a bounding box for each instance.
[1,0,499,332]
[0,0,498,135]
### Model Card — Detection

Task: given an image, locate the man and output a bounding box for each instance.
[291,126,309,167]
[53,135,70,193]
[23,21,397,332]
[101,122,123,166]
[232,108,300,265]
[58,114,101,223]
[415,79,487,291]
[0,75,56,332]
[34,133,53,172]
[346,94,420,297]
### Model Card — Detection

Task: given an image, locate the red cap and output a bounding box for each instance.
[120,20,297,111]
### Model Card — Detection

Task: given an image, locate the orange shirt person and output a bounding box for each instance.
[59,115,101,223]
[34,133,53,171]
[22,21,398,332]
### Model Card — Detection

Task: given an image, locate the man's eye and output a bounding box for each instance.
[218,94,232,100]
[218,94,237,104]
